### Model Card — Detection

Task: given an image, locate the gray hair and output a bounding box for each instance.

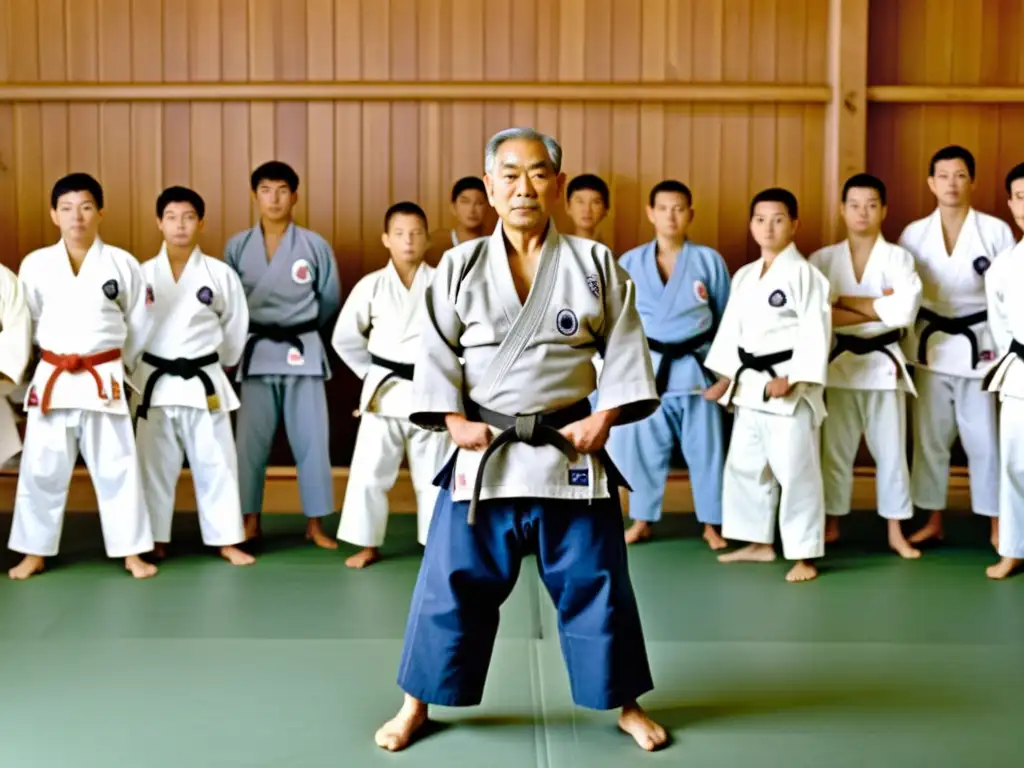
[484,128,563,175]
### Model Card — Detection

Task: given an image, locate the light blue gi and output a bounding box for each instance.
[225,222,342,519]
[606,240,730,525]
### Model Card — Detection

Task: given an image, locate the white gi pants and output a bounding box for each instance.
[337,412,452,548]
[997,397,1024,559]
[8,408,154,558]
[135,406,245,547]
[822,388,912,520]
[911,369,998,516]
[722,402,825,560]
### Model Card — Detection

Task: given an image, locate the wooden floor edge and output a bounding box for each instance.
[0,467,973,513]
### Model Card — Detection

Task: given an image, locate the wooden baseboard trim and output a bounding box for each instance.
[0,466,971,514]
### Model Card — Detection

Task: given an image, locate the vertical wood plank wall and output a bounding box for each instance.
[0,0,1014,474]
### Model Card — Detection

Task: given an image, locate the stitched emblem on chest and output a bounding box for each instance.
[196,286,214,306]
[586,274,600,298]
[291,259,312,284]
[556,308,579,336]
[973,256,991,276]
[768,289,787,308]
[102,279,119,300]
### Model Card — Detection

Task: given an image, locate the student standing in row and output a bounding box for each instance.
[809,174,922,558]
[332,202,452,568]
[611,180,729,550]
[225,162,342,550]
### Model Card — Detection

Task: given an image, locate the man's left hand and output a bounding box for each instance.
[559,408,618,454]
[764,376,792,398]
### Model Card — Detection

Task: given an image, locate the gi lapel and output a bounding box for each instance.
[477,221,562,398]
[657,241,690,322]
[639,241,665,303]
[395,262,428,343]
[241,224,296,308]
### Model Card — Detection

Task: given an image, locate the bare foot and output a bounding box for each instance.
[8,555,45,580]
[990,517,1000,552]
[124,555,158,579]
[624,521,652,545]
[220,545,256,566]
[825,516,840,544]
[718,543,776,563]
[618,702,669,751]
[346,547,381,568]
[306,518,339,550]
[785,560,818,582]
[908,511,944,545]
[375,694,429,752]
[702,524,728,551]
[244,514,262,541]
[152,543,168,560]
[887,520,921,559]
[986,557,1022,580]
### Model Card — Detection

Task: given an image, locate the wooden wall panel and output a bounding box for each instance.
[0,0,832,466]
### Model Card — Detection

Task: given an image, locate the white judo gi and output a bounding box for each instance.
[809,236,922,520]
[9,238,155,559]
[704,244,832,560]
[135,245,249,548]
[0,263,33,467]
[899,208,1015,516]
[332,261,452,548]
[982,239,1024,559]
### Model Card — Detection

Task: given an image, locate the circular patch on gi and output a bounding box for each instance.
[196,286,214,306]
[768,289,787,308]
[102,279,119,300]
[973,256,991,275]
[291,259,313,284]
[286,347,305,366]
[693,280,709,303]
[556,308,579,336]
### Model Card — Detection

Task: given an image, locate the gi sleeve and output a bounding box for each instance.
[873,247,922,329]
[985,255,1012,357]
[331,273,374,379]
[786,263,832,387]
[217,265,251,367]
[120,255,153,372]
[312,235,342,327]
[409,253,466,431]
[0,264,32,385]
[993,221,1017,255]
[223,231,244,274]
[704,269,745,380]
[592,245,659,426]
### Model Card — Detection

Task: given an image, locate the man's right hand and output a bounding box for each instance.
[703,377,730,401]
[445,413,493,450]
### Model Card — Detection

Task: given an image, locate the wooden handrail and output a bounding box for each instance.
[0,81,831,103]
[867,85,1024,103]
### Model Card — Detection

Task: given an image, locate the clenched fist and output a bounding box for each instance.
[445,413,492,451]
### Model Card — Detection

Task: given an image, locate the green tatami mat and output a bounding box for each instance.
[1,511,1021,767]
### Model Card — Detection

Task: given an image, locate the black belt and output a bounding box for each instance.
[982,338,1024,389]
[136,352,219,420]
[733,347,794,402]
[240,319,320,377]
[370,353,415,387]
[463,397,629,525]
[647,326,716,395]
[829,328,905,373]
[916,307,987,369]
